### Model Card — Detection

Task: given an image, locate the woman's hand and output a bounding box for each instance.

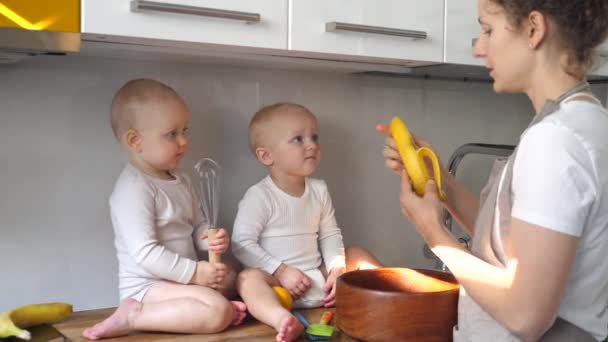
[399,170,444,242]
[376,123,404,175]
[375,123,442,178]
[377,122,482,236]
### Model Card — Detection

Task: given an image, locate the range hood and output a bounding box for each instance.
[0,0,80,63]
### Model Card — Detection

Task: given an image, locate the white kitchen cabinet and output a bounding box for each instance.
[591,41,608,77]
[444,0,481,66]
[81,0,288,50]
[289,0,444,63]
[594,58,608,77]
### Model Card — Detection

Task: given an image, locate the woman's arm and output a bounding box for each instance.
[398,176,577,341]
[427,214,577,341]
[442,171,480,235]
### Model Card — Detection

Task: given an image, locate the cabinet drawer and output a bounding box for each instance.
[289,0,444,63]
[82,0,288,49]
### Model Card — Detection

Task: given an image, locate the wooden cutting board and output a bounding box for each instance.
[52,307,352,341]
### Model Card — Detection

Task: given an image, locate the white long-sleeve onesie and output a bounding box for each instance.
[231,176,346,308]
[110,164,208,301]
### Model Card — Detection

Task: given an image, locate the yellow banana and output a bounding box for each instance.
[389,116,446,201]
[0,302,72,340]
[272,286,293,310]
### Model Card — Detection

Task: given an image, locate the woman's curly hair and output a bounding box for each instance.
[491,0,608,74]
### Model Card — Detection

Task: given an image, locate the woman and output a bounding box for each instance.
[378,0,608,341]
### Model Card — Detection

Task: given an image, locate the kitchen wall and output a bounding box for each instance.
[0,55,605,311]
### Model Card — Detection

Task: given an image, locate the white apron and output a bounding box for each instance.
[453,82,600,342]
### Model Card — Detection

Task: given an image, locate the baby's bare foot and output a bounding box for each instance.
[82,298,141,340]
[230,301,247,326]
[275,314,304,342]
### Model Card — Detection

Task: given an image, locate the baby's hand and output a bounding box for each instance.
[191,260,227,289]
[200,228,229,255]
[274,264,311,300]
[323,266,345,307]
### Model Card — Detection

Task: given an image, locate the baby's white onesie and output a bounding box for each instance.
[232,176,346,308]
[110,164,208,301]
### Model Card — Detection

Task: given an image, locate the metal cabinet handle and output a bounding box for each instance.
[472,38,478,47]
[325,21,426,39]
[130,0,261,24]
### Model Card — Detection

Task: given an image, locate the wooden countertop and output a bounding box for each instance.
[53,307,356,341]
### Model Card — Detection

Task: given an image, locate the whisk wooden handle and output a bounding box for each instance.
[207,228,221,264]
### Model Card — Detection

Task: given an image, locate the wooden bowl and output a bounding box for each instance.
[336,268,459,342]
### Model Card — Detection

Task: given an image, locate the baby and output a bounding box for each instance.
[82,79,246,339]
[232,103,381,342]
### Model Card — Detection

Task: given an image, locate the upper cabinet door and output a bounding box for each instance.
[81,0,288,49]
[289,0,444,63]
[0,0,79,32]
[591,41,608,76]
[444,0,481,65]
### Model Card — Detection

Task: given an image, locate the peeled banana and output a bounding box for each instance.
[389,116,447,201]
[0,302,72,340]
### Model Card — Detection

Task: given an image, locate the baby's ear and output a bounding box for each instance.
[255,147,273,166]
[124,128,142,153]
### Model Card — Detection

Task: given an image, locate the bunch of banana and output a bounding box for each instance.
[0,302,72,340]
[389,116,447,201]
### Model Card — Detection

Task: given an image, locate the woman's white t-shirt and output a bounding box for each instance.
[511,100,608,340]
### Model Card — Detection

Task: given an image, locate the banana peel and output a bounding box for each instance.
[0,303,72,340]
[389,116,447,201]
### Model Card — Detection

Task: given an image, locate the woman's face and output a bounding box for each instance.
[473,0,533,93]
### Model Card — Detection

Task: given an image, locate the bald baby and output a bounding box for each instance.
[248,102,315,155]
[110,78,184,141]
